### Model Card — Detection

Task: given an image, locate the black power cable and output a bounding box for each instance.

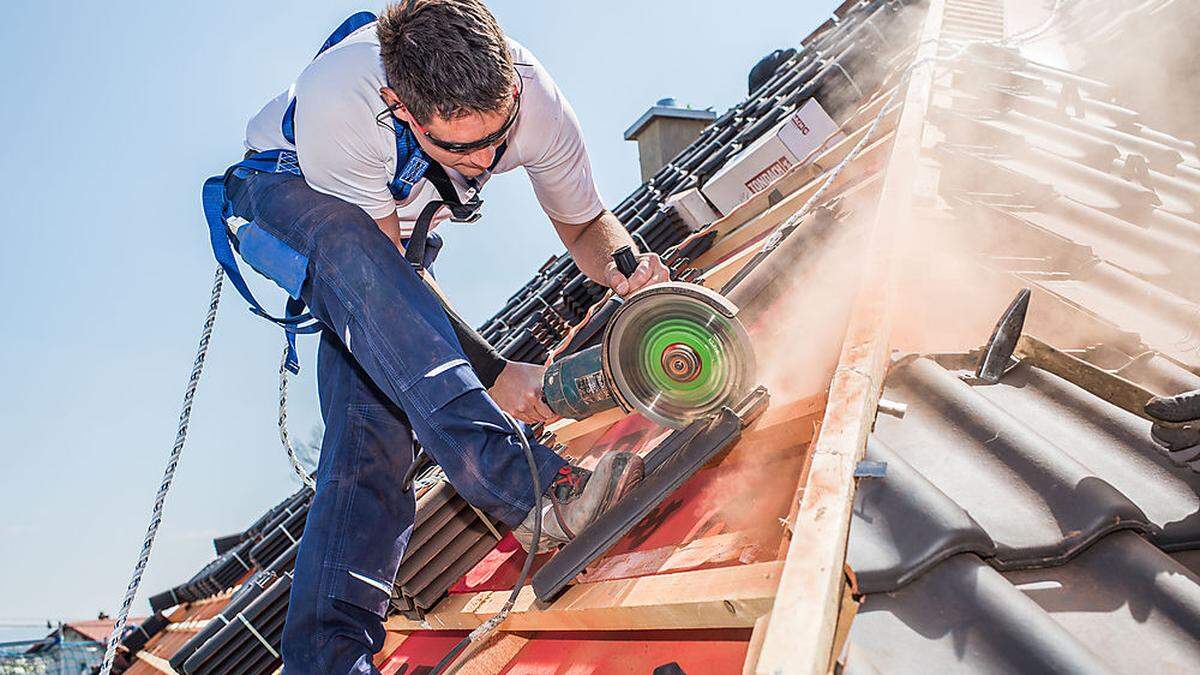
[430,411,543,674]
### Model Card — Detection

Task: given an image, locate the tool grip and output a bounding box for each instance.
[612,245,639,278]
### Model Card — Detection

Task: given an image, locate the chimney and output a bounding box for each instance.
[624,98,716,183]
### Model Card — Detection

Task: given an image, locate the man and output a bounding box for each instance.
[209,1,668,672]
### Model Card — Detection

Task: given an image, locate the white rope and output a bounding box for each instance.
[99,265,225,675]
[279,345,316,489]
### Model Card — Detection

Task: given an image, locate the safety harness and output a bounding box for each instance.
[199,11,504,373]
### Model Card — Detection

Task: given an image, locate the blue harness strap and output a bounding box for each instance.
[315,11,377,57]
[201,151,321,374]
[282,11,378,145]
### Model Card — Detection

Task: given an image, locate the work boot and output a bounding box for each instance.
[513,451,645,554]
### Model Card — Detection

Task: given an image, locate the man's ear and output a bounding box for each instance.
[379,87,408,119]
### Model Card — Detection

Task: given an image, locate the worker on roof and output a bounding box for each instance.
[202,1,663,672]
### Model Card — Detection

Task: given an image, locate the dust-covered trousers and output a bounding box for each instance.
[222,169,567,674]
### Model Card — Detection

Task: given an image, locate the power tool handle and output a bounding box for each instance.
[613,245,639,278]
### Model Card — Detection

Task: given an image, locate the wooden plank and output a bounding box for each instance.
[163,619,207,633]
[372,630,409,671]
[828,571,861,673]
[738,394,825,450]
[700,243,761,290]
[384,561,784,633]
[545,407,625,443]
[699,170,884,292]
[754,1,947,673]
[577,528,775,584]
[373,631,528,674]
[136,651,179,674]
[742,614,771,675]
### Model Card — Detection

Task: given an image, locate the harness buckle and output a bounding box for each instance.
[225,215,251,236]
[449,197,485,223]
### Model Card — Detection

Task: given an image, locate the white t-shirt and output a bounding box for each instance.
[244,24,604,234]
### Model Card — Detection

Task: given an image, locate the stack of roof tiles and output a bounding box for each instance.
[109,0,1200,672]
[389,480,506,620]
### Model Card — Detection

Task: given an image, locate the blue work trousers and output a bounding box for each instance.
[223,170,566,674]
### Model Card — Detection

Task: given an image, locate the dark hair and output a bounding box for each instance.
[377,0,515,124]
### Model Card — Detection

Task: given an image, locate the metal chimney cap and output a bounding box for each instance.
[624,100,716,140]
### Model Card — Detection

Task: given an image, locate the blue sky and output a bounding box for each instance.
[0,0,837,631]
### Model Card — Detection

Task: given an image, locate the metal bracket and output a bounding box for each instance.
[975,288,1030,384]
[854,460,888,479]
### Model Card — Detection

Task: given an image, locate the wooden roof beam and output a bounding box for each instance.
[752,1,948,674]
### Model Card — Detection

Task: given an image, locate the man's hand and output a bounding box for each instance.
[553,211,670,295]
[603,252,670,297]
[488,360,559,425]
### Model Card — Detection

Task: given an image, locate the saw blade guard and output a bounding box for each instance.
[602,282,756,429]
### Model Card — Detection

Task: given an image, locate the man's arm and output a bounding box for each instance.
[553,209,670,296]
[373,212,405,251]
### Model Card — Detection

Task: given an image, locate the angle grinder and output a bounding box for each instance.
[543,246,757,429]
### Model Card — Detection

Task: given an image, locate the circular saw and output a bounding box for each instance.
[544,279,756,429]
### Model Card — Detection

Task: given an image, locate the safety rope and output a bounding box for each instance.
[99,265,225,675]
[279,345,316,489]
[1000,0,1064,46]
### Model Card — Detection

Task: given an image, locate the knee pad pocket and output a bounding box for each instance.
[402,360,484,418]
[329,568,393,621]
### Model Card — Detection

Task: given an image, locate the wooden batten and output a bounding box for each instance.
[135,651,179,674]
[544,407,626,444]
[385,561,783,633]
[753,1,947,673]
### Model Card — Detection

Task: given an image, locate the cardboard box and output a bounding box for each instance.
[665,187,721,231]
[700,98,843,215]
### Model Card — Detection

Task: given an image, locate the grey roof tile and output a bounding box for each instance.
[850,436,995,593]
[843,1,1200,668]
[846,552,1116,675]
[847,532,1200,674]
[1003,531,1200,673]
[856,358,1150,573]
[850,355,1200,593]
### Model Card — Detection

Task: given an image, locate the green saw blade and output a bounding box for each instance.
[603,283,755,428]
[639,316,728,404]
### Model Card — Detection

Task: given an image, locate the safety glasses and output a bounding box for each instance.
[411,79,522,155]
